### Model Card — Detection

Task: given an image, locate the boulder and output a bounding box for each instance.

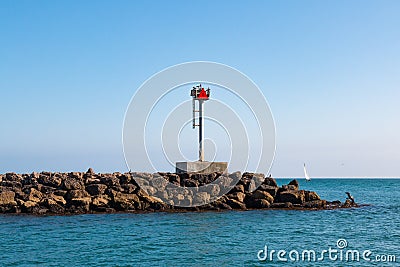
[86,184,107,196]
[49,194,66,205]
[62,178,84,190]
[229,184,245,194]
[304,200,327,209]
[305,191,320,202]
[68,172,83,180]
[86,168,95,174]
[21,200,38,213]
[270,202,293,209]
[258,184,278,197]
[0,191,16,205]
[166,174,180,185]
[133,177,150,187]
[245,180,257,193]
[5,173,21,182]
[227,192,246,203]
[39,185,57,194]
[250,190,274,203]
[26,188,43,203]
[341,199,358,208]
[183,178,199,187]
[275,190,305,204]
[288,179,299,190]
[38,174,62,188]
[111,192,140,210]
[140,195,165,210]
[215,201,233,210]
[69,197,91,212]
[262,177,278,187]
[91,195,110,210]
[246,198,270,209]
[40,198,64,213]
[226,199,247,209]
[119,174,131,185]
[100,176,120,187]
[122,184,137,194]
[65,189,90,201]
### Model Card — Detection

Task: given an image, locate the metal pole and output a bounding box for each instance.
[199,100,204,161]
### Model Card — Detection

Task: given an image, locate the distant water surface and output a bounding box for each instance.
[0,179,399,266]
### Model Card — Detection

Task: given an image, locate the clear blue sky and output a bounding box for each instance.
[1,1,399,177]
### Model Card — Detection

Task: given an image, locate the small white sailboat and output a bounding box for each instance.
[304,163,311,181]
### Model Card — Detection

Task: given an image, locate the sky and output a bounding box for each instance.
[0,1,399,177]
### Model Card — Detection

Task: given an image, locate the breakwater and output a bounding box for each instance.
[0,169,357,215]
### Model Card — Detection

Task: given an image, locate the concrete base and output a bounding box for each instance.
[176,161,228,174]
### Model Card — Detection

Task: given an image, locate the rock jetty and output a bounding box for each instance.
[0,169,358,215]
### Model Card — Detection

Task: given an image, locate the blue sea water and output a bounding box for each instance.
[0,179,399,266]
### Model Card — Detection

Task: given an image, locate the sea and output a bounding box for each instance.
[0,179,399,266]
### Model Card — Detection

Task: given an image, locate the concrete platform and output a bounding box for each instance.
[176,161,228,174]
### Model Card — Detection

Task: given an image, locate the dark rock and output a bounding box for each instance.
[69,198,91,212]
[62,178,84,190]
[119,174,131,184]
[69,172,83,180]
[288,179,299,190]
[110,191,140,211]
[1,180,22,189]
[258,184,278,197]
[86,184,107,196]
[53,190,67,197]
[122,184,137,194]
[90,195,110,211]
[250,190,274,203]
[262,177,278,187]
[183,179,199,187]
[304,200,327,209]
[215,202,232,210]
[40,198,65,213]
[167,173,180,185]
[99,176,120,188]
[87,168,95,174]
[327,200,341,205]
[65,190,90,201]
[228,184,245,194]
[244,180,256,193]
[270,202,293,209]
[226,199,247,209]
[305,191,320,202]
[341,199,358,208]
[246,198,270,209]
[38,174,62,188]
[227,192,246,203]
[5,173,20,182]
[39,185,57,194]
[275,190,305,204]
